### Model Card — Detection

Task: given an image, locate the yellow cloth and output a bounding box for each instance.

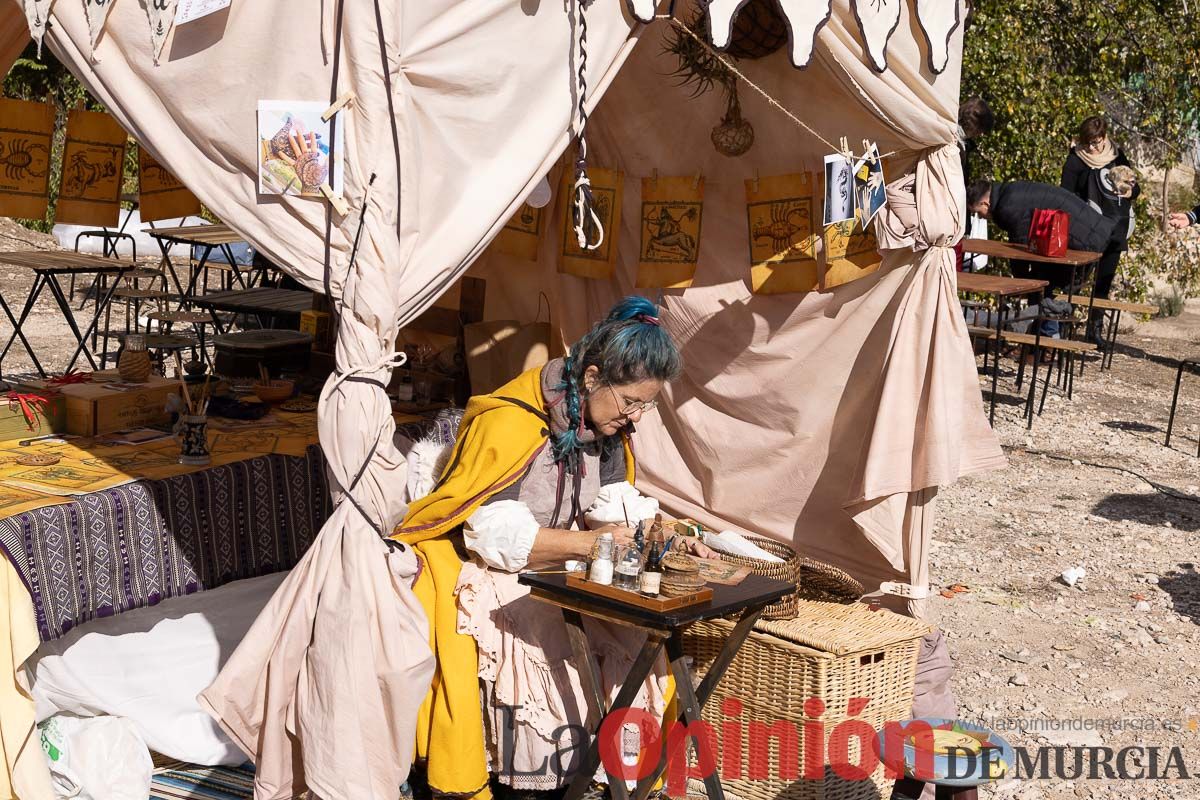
[394,367,634,798]
[1,558,53,800]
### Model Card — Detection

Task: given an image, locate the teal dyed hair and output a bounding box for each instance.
[554,296,682,463]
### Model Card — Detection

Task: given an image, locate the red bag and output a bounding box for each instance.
[1028,208,1069,257]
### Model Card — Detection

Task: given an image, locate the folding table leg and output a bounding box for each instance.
[561,612,665,800]
[0,279,47,376]
[664,635,725,800]
[632,605,767,800]
[988,299,1004,426]
[184,246,215,307]
[44,275,99,371]
[1104,310,1121,370]
[1166,362,1188,447]
[158,239,189,301]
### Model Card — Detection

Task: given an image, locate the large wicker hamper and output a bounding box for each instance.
[682,602,931,800]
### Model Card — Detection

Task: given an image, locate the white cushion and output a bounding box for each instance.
[27,571,288,766]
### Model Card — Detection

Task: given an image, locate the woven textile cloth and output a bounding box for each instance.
[0,446,330,643]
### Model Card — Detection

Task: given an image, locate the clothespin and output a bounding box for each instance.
[322,91,356,122]
[838,135,853,164]
[862,139,877,164]
[752,169,760,194]
[320,183,349,216]
[651,168,658,188]
[692,171,702,189]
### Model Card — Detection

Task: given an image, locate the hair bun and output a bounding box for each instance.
[607,296,659,324]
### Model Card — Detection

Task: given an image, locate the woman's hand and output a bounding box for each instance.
[591,524,637,551]
[1168,212,1192,230]
[680,537,721,560]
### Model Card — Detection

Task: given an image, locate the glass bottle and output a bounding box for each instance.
[640,539,663,596]
[614,545,643,591]
[589,533,614,585]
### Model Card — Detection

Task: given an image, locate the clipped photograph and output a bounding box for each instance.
[823,153,855,226]
[854,144,887,224]
[257,100,343,197]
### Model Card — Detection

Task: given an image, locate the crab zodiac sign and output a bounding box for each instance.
[0,139,50,182]
[644,205,699,261]
[753,201,811,254]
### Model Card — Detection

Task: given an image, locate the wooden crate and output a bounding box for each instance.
[56,376,180,436]
[0,393,66,442]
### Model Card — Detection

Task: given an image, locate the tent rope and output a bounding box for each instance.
[666,17,901,164]
[571,0,604,251]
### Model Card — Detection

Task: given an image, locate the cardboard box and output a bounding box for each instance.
[0,392,66,442]
[300,309,333,353]
[55,375,180,436]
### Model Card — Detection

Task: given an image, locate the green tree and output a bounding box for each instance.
[963,0,1200,299]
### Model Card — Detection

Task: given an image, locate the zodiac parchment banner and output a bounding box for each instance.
[822,210,883,290]
[56,109,128,227]
[636,175,704,289]
[746,172,820,295]
[138,146,202,222]
[0,98,54,221]
[559,166,623,281]
[494,203,542,261]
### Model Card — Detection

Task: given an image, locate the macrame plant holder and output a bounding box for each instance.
[571,0,604,252]
[664,10,756,157]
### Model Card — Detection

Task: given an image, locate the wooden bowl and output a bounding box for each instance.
[251,379,295,404]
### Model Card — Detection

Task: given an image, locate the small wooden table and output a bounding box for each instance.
[147,223,255,304]
[519,571,795,800]
[0,250,133,375]
[961,239,1104,357]
[189,287,313,334]
[957,272,1049,426]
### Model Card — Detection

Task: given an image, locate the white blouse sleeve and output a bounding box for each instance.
[584,481,660,529]
[464,500,540,572]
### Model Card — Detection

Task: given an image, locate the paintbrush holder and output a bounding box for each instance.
[174,414,210,466]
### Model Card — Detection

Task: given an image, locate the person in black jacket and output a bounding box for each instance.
[1168,203,1200,229]
[967,179,1115,339]
[1061,116,1140,342]
[967,179,1116,261]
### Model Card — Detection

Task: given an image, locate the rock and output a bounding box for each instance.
[1101,688,1130,702]
[1009,672,1030,686]
[1071,459,1082,466]
[1135,600,1152,612]
[1000,650,1034,664]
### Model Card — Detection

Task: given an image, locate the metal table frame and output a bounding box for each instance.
[519,571,794,800]
[147,224,255,308]
[0,251,132,376]
[957,271,1049,426]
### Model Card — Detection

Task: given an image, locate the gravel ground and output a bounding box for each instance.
[938,299,1200,800]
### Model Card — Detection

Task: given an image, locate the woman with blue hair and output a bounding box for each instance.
[395,296,712,798]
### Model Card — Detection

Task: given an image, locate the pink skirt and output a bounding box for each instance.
[456,562,669,790]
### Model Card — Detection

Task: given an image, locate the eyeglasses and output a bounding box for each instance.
[608,385,658,416]
[1083,138,1106,151]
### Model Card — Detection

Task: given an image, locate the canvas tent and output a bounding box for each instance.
[0,0,1003,798]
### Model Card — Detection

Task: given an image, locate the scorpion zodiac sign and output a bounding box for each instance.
[0,139,50,182]
[64,151,118,197]
[752,200,812,255]
[141,161,182,189]
[644,204,699,261]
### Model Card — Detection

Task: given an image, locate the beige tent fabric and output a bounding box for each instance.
[465,0,1003,610]
[0,560,52,800]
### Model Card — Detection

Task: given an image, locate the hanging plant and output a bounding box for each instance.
[663,13,757,157]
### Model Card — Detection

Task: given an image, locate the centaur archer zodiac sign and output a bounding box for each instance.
[753,200,811,254]
[644,205,698,261]
[0,139,50,181]
[64,151,117,197]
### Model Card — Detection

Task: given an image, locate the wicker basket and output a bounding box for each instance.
[682,602,930,800]
[716,534,801,620]
[717,534,865,619]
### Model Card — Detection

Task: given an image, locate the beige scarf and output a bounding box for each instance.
[1077,138,1117,169]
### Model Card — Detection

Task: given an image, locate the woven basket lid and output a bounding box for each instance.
[754,601,931,656]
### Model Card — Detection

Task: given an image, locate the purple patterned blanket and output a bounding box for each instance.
[0,446,331,642]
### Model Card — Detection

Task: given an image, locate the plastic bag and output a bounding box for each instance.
[39,715,153,800]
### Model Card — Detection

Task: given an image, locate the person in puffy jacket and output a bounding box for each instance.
[1061,116,1140,342]
[967,179,1116,340]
